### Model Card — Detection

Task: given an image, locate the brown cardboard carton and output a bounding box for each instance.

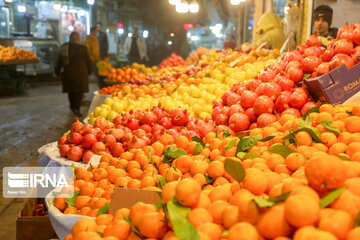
[304,64,360,104]
[109,187,161,215]
[16,198,57,240]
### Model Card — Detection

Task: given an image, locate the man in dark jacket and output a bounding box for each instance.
[313,5,338,39]
[96,22,109,59]
[54,32,92,116]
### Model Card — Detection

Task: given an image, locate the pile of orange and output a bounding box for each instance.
[107,67,147,83]
[0,45,37,62]
[61,103,360,239]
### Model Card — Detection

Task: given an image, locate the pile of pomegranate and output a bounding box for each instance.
[159,53,186,68]
[57,105,215,163]
[212,22,360,133]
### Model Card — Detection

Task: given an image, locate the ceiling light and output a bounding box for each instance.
[17,5,26,13]
[169,0,180,5]
[189,1,199,13]
[176,2,189,13]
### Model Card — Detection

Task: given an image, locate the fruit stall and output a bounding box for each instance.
[0,45,39,94]
[26,21,360,240]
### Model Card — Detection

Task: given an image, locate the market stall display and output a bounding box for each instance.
[0,45,38,62]
[57,103,360,240]
[88,49,278,123]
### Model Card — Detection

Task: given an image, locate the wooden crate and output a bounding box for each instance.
[16,198,57,240]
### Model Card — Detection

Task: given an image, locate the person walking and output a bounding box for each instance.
[84,26,101,87]
[96,22,109,59]
[124,27,147,65]
[54,32,92,116]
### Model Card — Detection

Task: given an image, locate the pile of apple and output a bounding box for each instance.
[159,53,186,68]
[58,105,215,163]
[212,22,360,132]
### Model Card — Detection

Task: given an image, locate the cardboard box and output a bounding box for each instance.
[304,64,360,104]
[16,198,57,240]
[109,187,161,215]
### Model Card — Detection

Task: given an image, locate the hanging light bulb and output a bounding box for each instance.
[169,0,180,5]
[176,2,189,13]
[189,1,199,13]
[230,0,246,5]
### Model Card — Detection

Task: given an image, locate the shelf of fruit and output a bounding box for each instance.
[106,66,148,83]
[159,53,186,68]
[0,45,38,65]
[47,21,360,240]
[56,103,360,240]
[90,49,277,123]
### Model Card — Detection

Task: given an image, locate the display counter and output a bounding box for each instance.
[0,37,59,75]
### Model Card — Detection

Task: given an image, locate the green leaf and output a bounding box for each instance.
[236,136,258,154]
[193,143,204,155]
[205,174,215,185]
[191,136,205,147]
[236,152,246,159]
[258,136,275,142]
[303,73,312,79]
[321,119,333,125]
[215,129,218,138]
[253,195,274,208]
[253,192,290,208]
[354,212,360,227]
[328,153,351,161]
[301,106,320,120]
[285,127,322,143]
[89,164,95,171]
[123,215,145,238]
[223,139,237,150]
[65,191,80,207]
[167,198,200,240]
[162,146,187,163]
[223,129,231,137]
[320,36,330,47]
[269,192,291,203]
[322,124,341,134]
[96,231,103,237]
[224,158,246,183]
[243,151,259,160]
[71,164,76,180]
[97,203,110,216]
[320,187,346,208]
[63,130,71,137]
[221,230,229,238]
[148,149,152,162]
[153,202,165,210]
[157,175,167,188]
[268,145,297,158]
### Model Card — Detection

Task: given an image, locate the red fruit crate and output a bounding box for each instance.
[16,198,57,240]
[304,63,360,104]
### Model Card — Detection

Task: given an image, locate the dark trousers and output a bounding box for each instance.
[98,76,106,89]
[68,92,82,111]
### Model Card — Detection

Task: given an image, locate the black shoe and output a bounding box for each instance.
[71,108,82,117]
[74,109,83,117]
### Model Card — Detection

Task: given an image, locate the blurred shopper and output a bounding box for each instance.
[124,27,147,64]
[84,26,101,88]
[96,53,114,89]
[313,5,338,39]
[54,32,92,116]
[241,12,286,51]
[96,22,109,59]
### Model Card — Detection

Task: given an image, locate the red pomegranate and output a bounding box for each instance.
[253,95,274,115]
[228,113,250,132]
